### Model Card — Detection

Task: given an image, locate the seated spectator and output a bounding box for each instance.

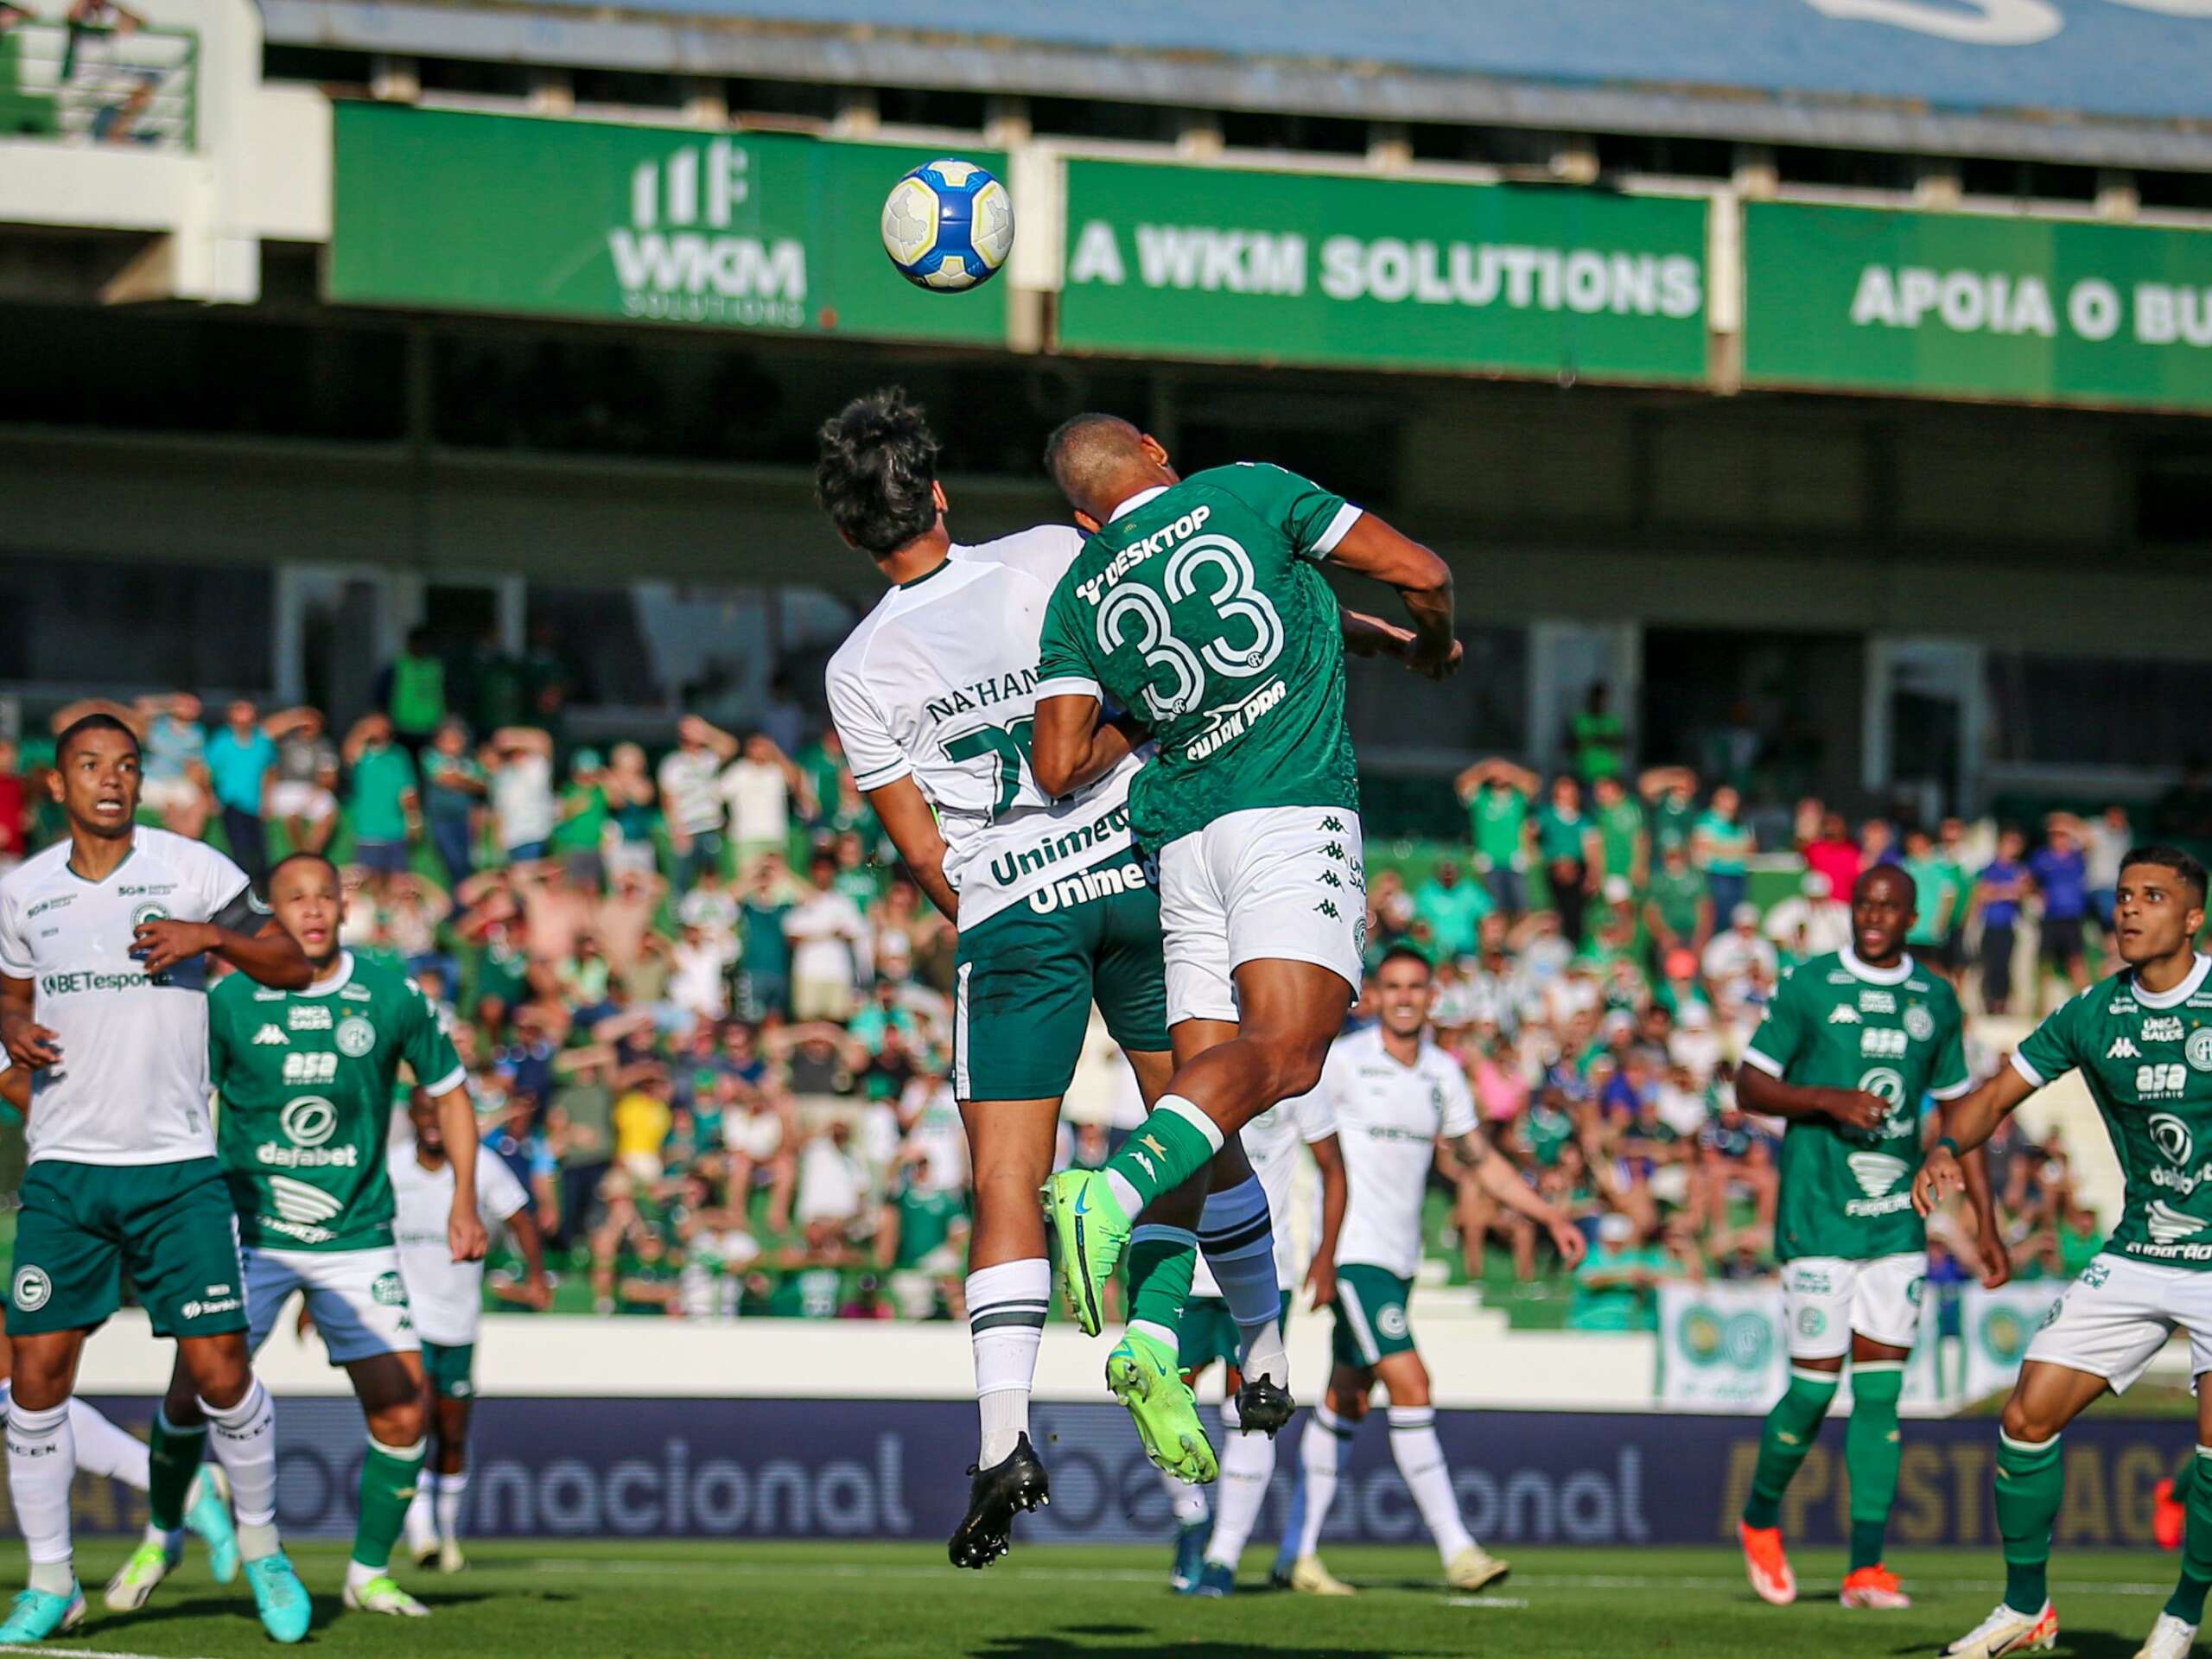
[875,1151,971,1319]
[1801,810,1863,901]
[725,1084,799,1235]
[486,726,557,863]
[1568,1212,1671,1332]
[268,706,340,856]
[611,1066,673,1185]
[785,849,868,1022]
[1701,904,1776,1004]
[1764,869,1853,961]
[794,1119,867,1261]
[1643,842,1712,970]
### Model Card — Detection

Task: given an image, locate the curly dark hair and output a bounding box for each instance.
[815,388,943,557]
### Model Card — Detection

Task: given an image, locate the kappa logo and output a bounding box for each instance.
[2109,1037,2144,1060]
[1847,1151,1910,1198]
[2147,1199,2206,1244]
[1828,1005,1863,1024]
[252,1025,288,1046]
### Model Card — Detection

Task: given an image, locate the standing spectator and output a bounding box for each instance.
[1901,827,1960,973]
[2082,804,2132,942]
[1762,869,1853,962]
[134,692,210,838]
[797,729,849,835]
[659,715,738,890]
[1569,1212,1672,1332]
[1570,683,1627,784]
[784,850,868,1022]
[1412,858,1492,964]
[1454,757,1538,918]
[761,671,807,759]
[1936,817,1977,969]
[1536,774,1599,945]
[342,711,420,887]
[0,738,23,873]
[553,749,611,890]
[737,858,796,1020]
[1643,842,1712,969]
[794,1120,866,1261]
[720,732,810,874]
[380,626,448,760]
[268,705,340,855]
[1591,773,1649,893]
[611,1066,674,1185]
[1690,784,1754,922]
[2027,816,2091,998]
[602,741,659,880]
[203,699,278,887]
[486,726,557,862]
[1971,827,2032,1015]
[422,717,486,887]
[1641,766,1700,860]
[546,1048,617,1249]
[1701,904,1777,1003]
[1801,810,1862,902]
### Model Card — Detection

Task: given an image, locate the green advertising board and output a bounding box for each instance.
[1745,200,2212,412]
[330,103,1005,344]
[1058,160,1708,383]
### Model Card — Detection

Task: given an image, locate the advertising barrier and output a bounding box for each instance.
[329,104,1007,343]
[48,1391,2178,1551]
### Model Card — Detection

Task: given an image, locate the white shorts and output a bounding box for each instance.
[1156,805,1367,1026]
[2025,1251,2212,1394]
[140,777,202,817]
[1782,1252,1925,1360]
[244,1244,419,1365]
[268,781,336,823]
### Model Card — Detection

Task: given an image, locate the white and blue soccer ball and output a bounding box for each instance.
[880,158,1014,292]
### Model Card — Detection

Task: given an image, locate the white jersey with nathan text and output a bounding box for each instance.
[391,1142,531,1347]
[824,529,1143,929]
[0,830,255,1166]
[1314,1024,1478,1279]
[1192,1087,1336,1299]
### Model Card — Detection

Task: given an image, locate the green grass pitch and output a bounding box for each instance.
[9,1540,2187,1658]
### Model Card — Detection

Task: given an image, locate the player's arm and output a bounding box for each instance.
[137,882,312,989]
[0,976,59,1070]
[0,1055,28,1116]
[862,779,958,921]
[432,1081,489,1262]
[1325,515,1459,680]
[1449,1128,1586,1265]
[1304,1133,1347,1310]
[1913,1065,2037,1216]
[1029,693,1105,800]
[502,1201,551,1309]
[1733,1059,1889,1131]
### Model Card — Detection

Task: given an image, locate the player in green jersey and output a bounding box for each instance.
[1028,415,1459,1408]
[1732,864,2005,1612]
[1920,846,2212,1659]
[118,853,488,1623]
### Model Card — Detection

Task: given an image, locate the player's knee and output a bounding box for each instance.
[371,1396,426,1449]
[2000,1394,2064,1446]
[1250,1032,1329,1104]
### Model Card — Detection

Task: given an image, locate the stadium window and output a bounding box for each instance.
[726,79,837,126]
[1773,145,1914,193]
[1025,97,1175,143]
[1220,110,1369,156]
[0,556,274,696]
[416,56,533,102]
[2137,170,2212,213]
[262,44,372,89]
[1594,133,1734,181]
[1984,651,2212,770]
[876,86,988,133]
[571,68,686,113]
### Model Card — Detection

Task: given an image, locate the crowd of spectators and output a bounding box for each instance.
[0,660,2174,1336]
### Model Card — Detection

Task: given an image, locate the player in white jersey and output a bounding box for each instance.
[817,391,1293,1569]
[1165,1096,1344,1596]
[394,1090,550,1573]
[0,714,315,1643]
[1281,947,1586,1597]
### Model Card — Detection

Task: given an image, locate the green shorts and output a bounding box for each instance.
[422,1339,476,1401]
[952,855,1171,1103]
[9,1157,247,1340]
[1331,1263,1416,1370]
[1176,1288,1294,1375]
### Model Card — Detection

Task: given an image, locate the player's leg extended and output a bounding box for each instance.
[1740,1258,1848,1606]
[950,1094,1060,1568]
[1285,1362,1363,1596]
[2139,1334,2212,1659]
[1114,1166,1217,1485]
[1371,1349,1503,1590]
[341,1350,432,1616]
[1,1328,88,1642]
[105,1354,238,1611]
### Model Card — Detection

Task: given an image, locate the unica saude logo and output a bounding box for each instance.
[609,138,806,327]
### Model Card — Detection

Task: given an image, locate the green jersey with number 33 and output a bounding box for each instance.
[1035,464,1363,852]
[2013,956,2212,1269]
[1743,949,1971,1262]
[207,950,466,1253]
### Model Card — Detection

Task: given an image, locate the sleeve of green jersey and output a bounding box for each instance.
[1928,987,1974,1101]
[402,979,467,1096]
[1033,577,1103,704]
[1739,965,1808,1080]
[1213,462,1363,563]
[206,984,232,1085]
[2012,990,2085,1090]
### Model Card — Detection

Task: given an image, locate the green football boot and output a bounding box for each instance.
[1042,1169,1131,1338]
[1107,1328,1217,1485]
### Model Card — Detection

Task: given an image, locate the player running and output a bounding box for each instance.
[397,1088,550,1573]
[0,713,315,1643]
[1920,846,2212,1659]
[1166,1089,1344,1597]
[1734,863,2005,1612]
[1028,416,1459,1407]
[1281,947,1584,1596]
[119,850,487,1622]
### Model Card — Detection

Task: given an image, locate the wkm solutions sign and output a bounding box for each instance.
[330,104,1004,343]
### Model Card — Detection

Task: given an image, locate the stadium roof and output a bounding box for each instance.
[264,0,2212,168]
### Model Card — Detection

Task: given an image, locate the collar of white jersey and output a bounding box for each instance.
[300,950,356,999]
[1105,486,1169,524]
[2133,953,2212,1008]
[1838,945,1913,986]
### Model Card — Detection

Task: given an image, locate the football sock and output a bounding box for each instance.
[436,1471,470,1544]
[1203,1396,1274,1569]
[1995,1430,2064,1615]
[8,1401,76,1594]
[967,1260,1050,1468]
[1102,1097,1224,1218]
[2166,1445,2212,1624]
[1198,1179,1288,1388]
[1741,1366,1839,1529]
[1125,1225,1198,1349]
[2177,1448,2199,1509]
[1844,1362,1904,1571]
[350,1435,427,1578]
[1389,1407,1475,1565]
[1294,1405,1355,1560]
[69,1397,150,1490]
[405,1472,438,1554]
[147,1408,208,1535]
[1163,1464,1209,1527]
[200,1382,281,1561]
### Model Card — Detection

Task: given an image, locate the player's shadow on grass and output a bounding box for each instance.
[976,1633,1445,1659]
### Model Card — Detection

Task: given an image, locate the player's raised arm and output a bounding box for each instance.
[1324,514,1460,681]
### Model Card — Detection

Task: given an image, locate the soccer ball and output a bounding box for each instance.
[880,158,1014,292]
